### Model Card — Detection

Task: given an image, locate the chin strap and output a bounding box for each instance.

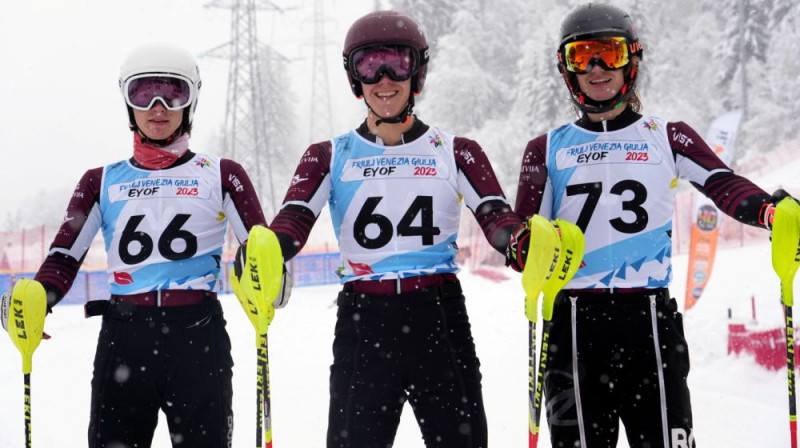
[367,94,415,126]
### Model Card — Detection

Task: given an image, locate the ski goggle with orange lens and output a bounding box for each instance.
[562,37,630,74]
[122,73,195,111]
[348,44,420,84]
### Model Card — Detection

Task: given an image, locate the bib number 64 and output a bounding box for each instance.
[354,196,441,249]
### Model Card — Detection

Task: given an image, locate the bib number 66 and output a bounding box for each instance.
[119,214,198,264]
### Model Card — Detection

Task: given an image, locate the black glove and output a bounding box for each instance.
[761,189,800,230]
[505,226,530,273]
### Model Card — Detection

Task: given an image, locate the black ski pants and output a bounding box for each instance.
[543,289,695,448]
[327,280,488,448]
[88,301,234,448]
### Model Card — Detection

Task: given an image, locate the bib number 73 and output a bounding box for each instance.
[566,180,649,234]
[354,196,441,249]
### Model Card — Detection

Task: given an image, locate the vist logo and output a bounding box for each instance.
[458,149,476,165]
[672,131,695,147]
[228,173,244,192]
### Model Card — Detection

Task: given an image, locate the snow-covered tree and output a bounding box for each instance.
[388,0,457,47]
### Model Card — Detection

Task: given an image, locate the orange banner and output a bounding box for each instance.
[684,202,720,310]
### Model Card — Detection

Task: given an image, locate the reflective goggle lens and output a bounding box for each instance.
[350,45,417,84]
[564,37,630,73]
[125,75,193,110]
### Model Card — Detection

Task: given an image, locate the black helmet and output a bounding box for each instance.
[557,3,644,113]
[342,11,429,98]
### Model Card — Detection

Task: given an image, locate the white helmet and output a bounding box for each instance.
[118,43,202,126]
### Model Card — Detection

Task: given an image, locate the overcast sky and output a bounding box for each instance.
[0,0,373,218]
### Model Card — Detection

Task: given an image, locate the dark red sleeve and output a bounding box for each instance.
[220,158,267,243]
[453,137,524,254]
[669,122,770,227]
[269,142,332,260]
[34,168,103,303]
[514,135,549,220]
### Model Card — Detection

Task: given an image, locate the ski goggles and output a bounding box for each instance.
[562,37,630,74]
[121,73,195,111]
[348,44,421,84]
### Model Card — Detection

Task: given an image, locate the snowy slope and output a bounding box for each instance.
[0,242,796,447]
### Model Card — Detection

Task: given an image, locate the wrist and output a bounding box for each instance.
[759,203,776,230]
[506,226,530,273]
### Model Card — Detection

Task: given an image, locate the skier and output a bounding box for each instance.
[267,10,527,448]
[512,3,795,447]
[1,43,267,447]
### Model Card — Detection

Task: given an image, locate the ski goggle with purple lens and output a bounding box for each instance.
[122,73,195,111]
[348,44,420,84]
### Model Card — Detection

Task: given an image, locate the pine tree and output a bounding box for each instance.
[416,0,509,134]
[388,0,456,47]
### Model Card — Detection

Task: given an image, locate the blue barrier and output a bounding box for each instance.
[0,252,342,305]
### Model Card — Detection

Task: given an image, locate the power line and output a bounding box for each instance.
[203,0,286,216]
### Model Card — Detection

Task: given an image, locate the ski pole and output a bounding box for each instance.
[770,198,800,448]
[5,279,48,448]
[521,216,561,447]
[532,220,585,447]
[231,225,283,448]
[529,219,585,448]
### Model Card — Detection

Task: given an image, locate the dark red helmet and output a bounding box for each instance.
[557,3,644,113]
[342,11,429,98]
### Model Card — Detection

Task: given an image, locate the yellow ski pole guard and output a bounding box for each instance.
[542,219,585,321]
[522,216,561,323]
[245,225,284,332]
[771,199,800,307]
[7,279,48,375]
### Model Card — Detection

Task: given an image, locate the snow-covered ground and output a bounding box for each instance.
[0,240,796,447]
